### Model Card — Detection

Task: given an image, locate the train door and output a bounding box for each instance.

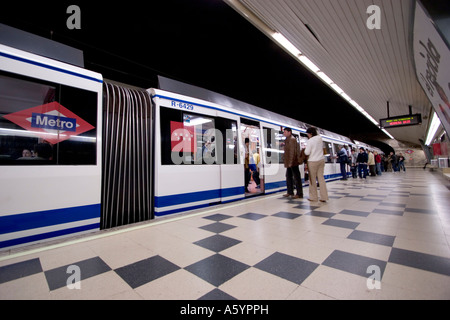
[260,123,285,194]
[102,82,154,229]
[240,118,263,197]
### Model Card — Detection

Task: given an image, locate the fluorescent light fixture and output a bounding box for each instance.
[330,83,344,94]
[425,112,441,145]
[382,129,395,139]
[270,32,382,136]
[349,100,364,113]
[340,92,352,101]
[317,71,333,84]
[367,116,379,126]
[298,55,320,73]
[272,32,301,56]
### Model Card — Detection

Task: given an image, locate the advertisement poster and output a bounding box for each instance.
[413,1,450,137]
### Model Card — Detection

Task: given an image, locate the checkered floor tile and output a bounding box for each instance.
[1,169,450,300]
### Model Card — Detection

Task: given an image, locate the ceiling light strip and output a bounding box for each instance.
[425,112,441,145]
[225,1,392,139]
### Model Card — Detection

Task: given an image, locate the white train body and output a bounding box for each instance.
[0,34,372,250]
[151,88,354,216]
[0,44,103,249]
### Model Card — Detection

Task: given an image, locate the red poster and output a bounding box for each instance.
[170,121,195,153]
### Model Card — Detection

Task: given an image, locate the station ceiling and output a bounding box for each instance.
[225,0,433,146]
[1,0,446,148]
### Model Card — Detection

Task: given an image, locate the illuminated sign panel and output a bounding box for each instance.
[379,114,422,129]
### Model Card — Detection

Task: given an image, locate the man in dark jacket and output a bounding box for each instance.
[356,147,369,179]
[283,128,303,199]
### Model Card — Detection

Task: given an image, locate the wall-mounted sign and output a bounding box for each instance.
[379,114,422,129]
[413,1,450,136]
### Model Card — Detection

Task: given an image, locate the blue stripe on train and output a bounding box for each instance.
[0,223,100,249]
[155,174,344,216]
[0,204,101,249]
[0,204,101,235]
[155,186,245,208]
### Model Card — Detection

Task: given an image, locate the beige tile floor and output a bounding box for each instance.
[0,169,450,301]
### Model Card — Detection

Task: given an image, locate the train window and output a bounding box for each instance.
[299,133,308,149]
[263,127,273,162]
[160,107,218,165]
[262,127,282,165]
[0,71,97,166]
[184,113,216,164]
[215,118,239,165]
[277,130,286,164]
[323,141,333,163]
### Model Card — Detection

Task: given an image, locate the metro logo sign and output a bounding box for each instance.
[3,102,95,144]
[32,113,77,132]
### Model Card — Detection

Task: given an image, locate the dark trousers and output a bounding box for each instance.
[358,163,368,178]
[252,170,260,186]
[340,162,347,180]
[245,167,250,191]
[286,166,303,196]
[351,165,357,178]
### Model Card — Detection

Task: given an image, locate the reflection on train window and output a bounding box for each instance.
[215,118,238,165]
[0,71,97,165]
[277,130,285,164]
[332,143,340,163]
[184,113,216,164]
[323,142,333,163]
[161,107,219,165]
[227,122,238,165]
[262,127,281,165]
[299,133,308,150]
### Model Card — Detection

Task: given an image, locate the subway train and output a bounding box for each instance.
[0,33,382,250]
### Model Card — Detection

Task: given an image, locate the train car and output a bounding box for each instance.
[0,25,374,250]
[150,77,359,216]
[0,40,103,249]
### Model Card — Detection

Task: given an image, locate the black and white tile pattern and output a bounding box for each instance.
[1,170,450,299]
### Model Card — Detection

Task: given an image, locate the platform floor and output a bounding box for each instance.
[1,169,450,300]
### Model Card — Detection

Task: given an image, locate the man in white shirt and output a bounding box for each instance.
[304,127,329,202]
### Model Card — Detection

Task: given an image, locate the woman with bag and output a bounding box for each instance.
[304,127,329,202]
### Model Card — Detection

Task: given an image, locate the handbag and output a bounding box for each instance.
[298,148,308,165]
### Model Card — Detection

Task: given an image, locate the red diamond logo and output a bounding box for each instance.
[3,102,95,144]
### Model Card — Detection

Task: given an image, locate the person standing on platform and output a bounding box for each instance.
[374,151,382,175]
[282,128,303,199]
[398,153,406,172]
[389,152,398,172]
[350,149,358,178]
[338,145,349,180]
[304,127,328,202]
[244,138,250,193]
[356,147,368,179]
[368,150,376,176]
